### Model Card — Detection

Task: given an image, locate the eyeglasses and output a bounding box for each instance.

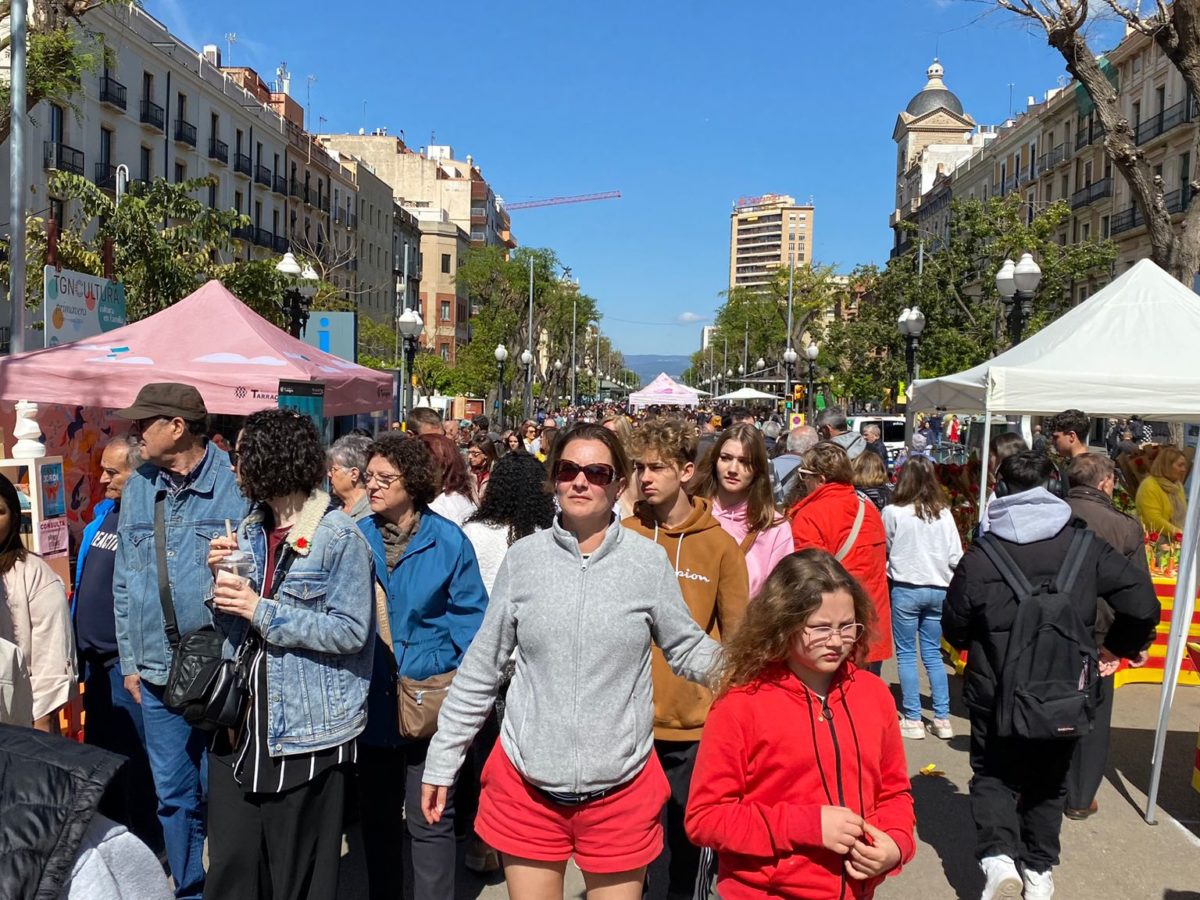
[804,623,865,645]
[135,416,169,434]
[553,460,616,487]
[364,470,401,488]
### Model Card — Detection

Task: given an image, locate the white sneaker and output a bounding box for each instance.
[1022,867,1054,899]
[900,718,926,740]
[979,855,1022,899]
[929,718,954,739]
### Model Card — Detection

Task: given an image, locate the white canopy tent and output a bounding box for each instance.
[712,386,781,402]
[628,372,701,409]
[910,258,1200,824]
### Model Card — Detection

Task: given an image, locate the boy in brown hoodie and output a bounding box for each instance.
[622,418,749,900]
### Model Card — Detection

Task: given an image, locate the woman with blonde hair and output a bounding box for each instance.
[603,413,640,518]
[1136,445,1191,536]
[852,451,893,512]
[689,424,793,599]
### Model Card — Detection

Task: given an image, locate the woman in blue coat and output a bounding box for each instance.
[357,433,488,900]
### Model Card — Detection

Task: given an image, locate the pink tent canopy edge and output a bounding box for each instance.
[0,280,394,416]
[629,372,700,408]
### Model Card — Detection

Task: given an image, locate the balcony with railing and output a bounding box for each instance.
[320,195,330,213]
[140,97,164,131]
[174,119,196,147]
[253,227,273,248]
[231,224,254,242]
[208,137,228,164]
[349,212,358,229]
[272,234,288,254]
[1135,97,1195,145]
[273,174,287,195]
[99,75,127,110]
[289,178,303,199]
[44,141,85,176]
[303,185,312,206]
[234,152,252,176]
[334,207,345,224]
[1166,185,1194,215]
[254,164,271,188]
[93,162,117,191]
[1074,121,1105,151]
[1070,177,1112,209]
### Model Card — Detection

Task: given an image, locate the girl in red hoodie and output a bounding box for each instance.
[685,549,915,899]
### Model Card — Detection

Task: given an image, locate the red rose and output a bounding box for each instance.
[295,537,309,549]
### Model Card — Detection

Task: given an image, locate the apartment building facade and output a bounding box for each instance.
[409,211,471,362]
[894,29,1200,302]
[728,193,815,292]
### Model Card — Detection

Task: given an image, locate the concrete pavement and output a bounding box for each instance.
[339,661,1200,899]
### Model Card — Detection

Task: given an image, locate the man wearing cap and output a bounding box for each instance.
[112,383,246,900]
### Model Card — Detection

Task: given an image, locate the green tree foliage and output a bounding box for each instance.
[17,172,292,325]
[824,195,1116,405]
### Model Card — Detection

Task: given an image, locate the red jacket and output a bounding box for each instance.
[789,482,892,662]
[685,664,915,899]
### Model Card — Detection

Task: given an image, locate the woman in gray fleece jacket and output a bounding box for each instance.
[421,423,720,899]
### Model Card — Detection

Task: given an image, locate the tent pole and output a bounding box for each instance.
[1144,424,1200,823]
[976,377,992,524]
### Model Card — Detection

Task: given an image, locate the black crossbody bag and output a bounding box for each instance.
[158,497,292,731]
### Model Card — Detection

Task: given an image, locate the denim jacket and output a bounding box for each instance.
[358,510,488,746]
[114,443,247,684]
[212,490,374,756]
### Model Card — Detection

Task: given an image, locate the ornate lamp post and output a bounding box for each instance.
[896,306,926,389]
[805,342,819,421]
[783,346,798,408]
[397,308,423,416]
[520,348,534,419]
[275,252,318,337]
[494,344,509,429]
[553,358,563,407]
[994,252,1042,345]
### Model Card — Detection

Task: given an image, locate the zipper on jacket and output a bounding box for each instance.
[821,694,850,900]
[572,556,587,793]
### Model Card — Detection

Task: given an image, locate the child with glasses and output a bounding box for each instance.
[686,549,915,900]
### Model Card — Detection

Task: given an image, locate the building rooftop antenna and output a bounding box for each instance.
[224,32,237,66]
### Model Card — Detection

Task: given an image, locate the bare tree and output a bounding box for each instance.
[995,0,1200,282]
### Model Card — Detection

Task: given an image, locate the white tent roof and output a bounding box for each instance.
[910,259,1200,421]
[628,372,700,408]
[712,386,781,401]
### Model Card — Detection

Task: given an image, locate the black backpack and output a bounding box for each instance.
[976,529,1098,741]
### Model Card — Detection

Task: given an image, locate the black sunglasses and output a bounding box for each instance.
[553,460,616,487]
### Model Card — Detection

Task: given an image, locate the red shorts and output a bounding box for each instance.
[474,743,670,874]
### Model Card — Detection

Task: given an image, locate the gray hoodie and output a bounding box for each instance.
[980,486,1072,542]
[832,429,867,461]
[423,516,720,793]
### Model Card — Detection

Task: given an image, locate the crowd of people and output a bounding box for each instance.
[0,385,1169,900]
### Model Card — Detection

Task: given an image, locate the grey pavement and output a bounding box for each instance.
[337,659,1200,899]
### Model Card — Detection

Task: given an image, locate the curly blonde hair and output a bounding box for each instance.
[716,549,876,696]
[628,418,698,469]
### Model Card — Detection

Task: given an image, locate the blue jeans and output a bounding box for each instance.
[890,585,951,721]
[140,680,208,900]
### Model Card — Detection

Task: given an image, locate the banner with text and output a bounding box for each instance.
[43,266,127,346]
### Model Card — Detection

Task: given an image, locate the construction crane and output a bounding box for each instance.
[504,191,621,211]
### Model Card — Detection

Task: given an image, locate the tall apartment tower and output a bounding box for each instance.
[728,194,815,292]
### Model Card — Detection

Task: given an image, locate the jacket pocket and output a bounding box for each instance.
[278,575,330,609]
[128,527,155,570]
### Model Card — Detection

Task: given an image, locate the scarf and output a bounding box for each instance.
[380,512,421,569]
[1157,476,1188,531]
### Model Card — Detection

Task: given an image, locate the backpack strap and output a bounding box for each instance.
[835,495,866,562]
[975,533,1036,602]
[1053,528,1094,595]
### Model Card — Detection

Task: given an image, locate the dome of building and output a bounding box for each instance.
[905,59,964,117]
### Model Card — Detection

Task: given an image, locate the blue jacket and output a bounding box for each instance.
[113,443,247,684]
[358,510,488,746]
[71,498,115,616]
[213,490,374,756]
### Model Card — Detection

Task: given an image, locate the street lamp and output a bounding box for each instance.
[494,344,509,429]
[896,307,926,393]
[805,342,819,422]
[275,252,318,337]
[553,358,563,407]
[397,308,423,417]
[994,252,1042,345]
[783,346,799,409]
[520,348,534,419]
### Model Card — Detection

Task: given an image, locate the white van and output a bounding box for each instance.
[846,415,907,461]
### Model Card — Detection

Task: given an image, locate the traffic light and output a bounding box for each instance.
[793,385,804,402]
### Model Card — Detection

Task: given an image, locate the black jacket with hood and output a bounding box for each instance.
[943,487,1160,719]
[0,724,122,900]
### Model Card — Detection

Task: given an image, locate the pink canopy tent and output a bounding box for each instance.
[0,280,393,415]
[628,372,700,409]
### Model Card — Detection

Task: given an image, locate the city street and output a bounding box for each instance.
[333,661,1200,899]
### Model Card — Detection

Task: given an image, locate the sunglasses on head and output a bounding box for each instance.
[553,460,616,486]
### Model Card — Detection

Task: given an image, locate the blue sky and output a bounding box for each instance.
[147,0,1124,356]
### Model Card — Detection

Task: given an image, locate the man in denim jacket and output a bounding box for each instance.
[112,383,246,900]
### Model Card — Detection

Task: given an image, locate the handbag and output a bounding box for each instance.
[374,582,455,740]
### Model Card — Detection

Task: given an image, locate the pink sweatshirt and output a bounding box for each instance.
[711,499,794,599]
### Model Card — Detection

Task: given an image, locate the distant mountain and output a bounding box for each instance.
[624,354,693,388]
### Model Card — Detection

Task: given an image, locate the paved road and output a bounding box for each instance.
[338,661,1200,899]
